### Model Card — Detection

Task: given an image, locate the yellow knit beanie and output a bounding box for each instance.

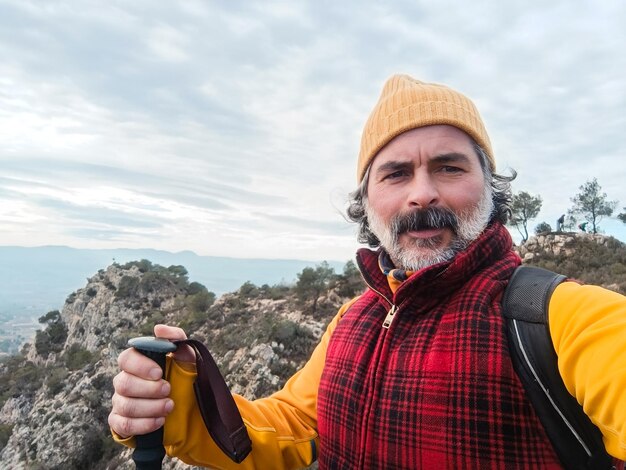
[357,74,494,181]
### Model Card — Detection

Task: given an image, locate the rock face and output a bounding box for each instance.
[516,232,612,261]
[514,231,626,294]
[0,261,351,469]
[0,263,190,470]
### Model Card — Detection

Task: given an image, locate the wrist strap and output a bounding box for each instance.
[173,339,252,463]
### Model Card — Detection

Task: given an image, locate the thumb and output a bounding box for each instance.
[154,324,195,363]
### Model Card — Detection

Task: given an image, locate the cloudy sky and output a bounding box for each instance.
[1,0,624,262]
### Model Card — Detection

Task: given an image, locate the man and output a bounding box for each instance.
[110,75,626,468]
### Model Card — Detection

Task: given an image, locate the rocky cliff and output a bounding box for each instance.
[0,260,355,469]
[515,231,626,293]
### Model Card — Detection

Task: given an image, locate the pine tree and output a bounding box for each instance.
[568,178,617,234]
[509,191,543,242]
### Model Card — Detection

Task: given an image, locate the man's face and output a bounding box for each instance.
[365,125,493,270]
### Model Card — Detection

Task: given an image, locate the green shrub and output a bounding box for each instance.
[0,423,13,452]
[238,281,259,299]
[111,334,131,351]
[122,259,153,272]
[167,265,189,288]
[115,276,139,299]
[0,359,44,406]
[139,310,166,335]
[534,222,552,234]
[35,317,67,358]
[167,265,188,277]
[46,367,68,396]
[187,282,206,295]
[64,344,95,370]
[333,260,365,298]
[259,283,291,300]
[39,310,61,324]
[186,289,216,313]
[138,271,163,293]
[272,320,297,343]
[270,320,316,361]
[269,361,297,381]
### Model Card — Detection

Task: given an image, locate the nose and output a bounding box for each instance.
[406,172,439,209]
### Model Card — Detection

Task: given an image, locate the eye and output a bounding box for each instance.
[438,165,464,174]
[383,170,408,180]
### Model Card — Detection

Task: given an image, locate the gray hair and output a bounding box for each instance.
[346,143,516,247]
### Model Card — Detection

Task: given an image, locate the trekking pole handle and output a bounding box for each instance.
[128,337,178,470]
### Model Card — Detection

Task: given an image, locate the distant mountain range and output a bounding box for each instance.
[0,245,346,319]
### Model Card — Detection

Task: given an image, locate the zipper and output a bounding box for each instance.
[363,281,398,329]
[382,305,397,329]
[353,253,400,467]
[353,282,397,468]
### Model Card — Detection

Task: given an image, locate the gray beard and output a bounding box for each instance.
[366,184,494,271]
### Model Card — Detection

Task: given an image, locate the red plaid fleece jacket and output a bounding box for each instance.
[317,223,563,468]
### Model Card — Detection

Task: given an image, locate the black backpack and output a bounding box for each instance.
[503,265,615,470]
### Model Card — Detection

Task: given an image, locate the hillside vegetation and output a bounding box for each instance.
[0,259,362,469]
[517,232,626,293]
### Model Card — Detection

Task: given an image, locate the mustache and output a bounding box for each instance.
[391,207,459,236]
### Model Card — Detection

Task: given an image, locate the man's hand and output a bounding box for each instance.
[108,325,194,438]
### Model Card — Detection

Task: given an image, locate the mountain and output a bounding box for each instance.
[0,246,346,354]
[0,259,361,469]
[0,246,347,311]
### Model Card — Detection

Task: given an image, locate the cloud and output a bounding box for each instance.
[35,198,165,229]
[0,0,624,259]
[143,23,191,63]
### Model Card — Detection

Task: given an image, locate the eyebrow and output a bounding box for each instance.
[375,160,413,175]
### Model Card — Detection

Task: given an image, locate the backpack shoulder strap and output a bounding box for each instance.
[502,265,614,470]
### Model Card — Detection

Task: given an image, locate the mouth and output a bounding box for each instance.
[404,228,446,239]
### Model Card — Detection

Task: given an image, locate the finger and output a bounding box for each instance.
[111,392,174,419]
[108,412,166,439]
[154,324,195,363]
[154,324,187,340]
[113,371,170,399]
[118,348,165,381]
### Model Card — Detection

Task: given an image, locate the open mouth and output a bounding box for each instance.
[404,228,446,239]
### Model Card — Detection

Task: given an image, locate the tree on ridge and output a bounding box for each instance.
[568,178,617,234]
[509,191,543,242]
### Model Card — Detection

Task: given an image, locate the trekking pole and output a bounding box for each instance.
[127,337,178,470]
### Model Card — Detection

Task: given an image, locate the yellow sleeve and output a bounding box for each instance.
[549,281,626,459]
[163,298,358,469]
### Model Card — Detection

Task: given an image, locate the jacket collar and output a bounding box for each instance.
[356,222,517,304]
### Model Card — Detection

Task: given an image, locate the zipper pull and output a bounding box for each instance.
[382,305,397,329]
